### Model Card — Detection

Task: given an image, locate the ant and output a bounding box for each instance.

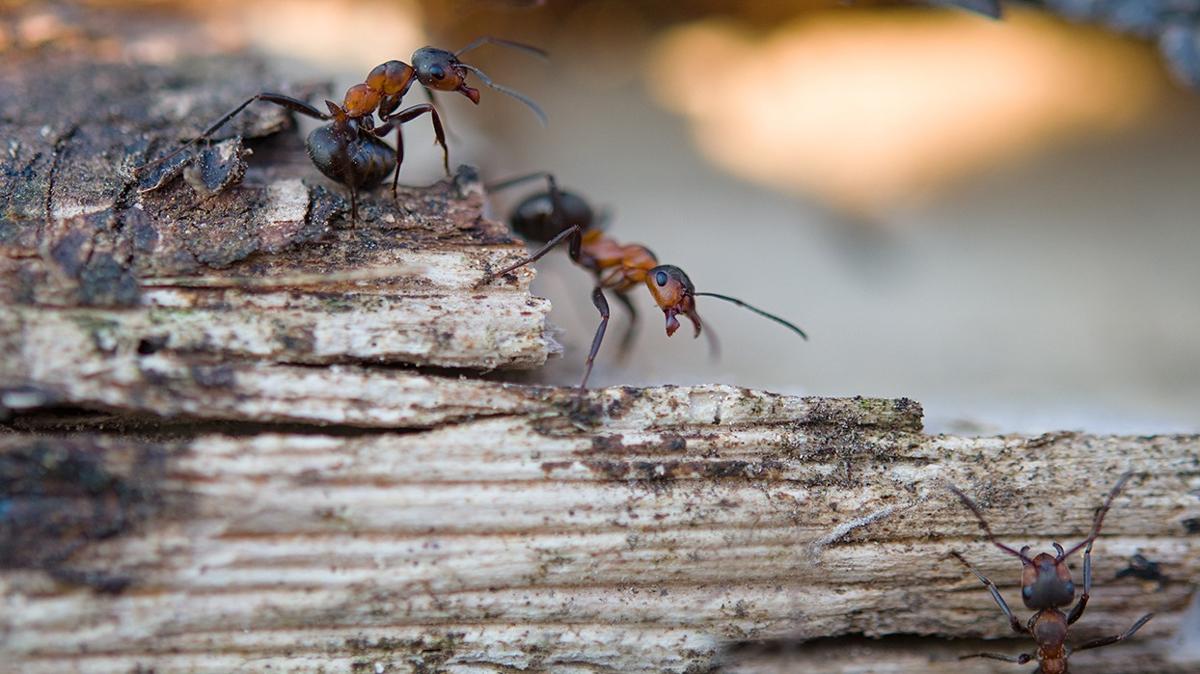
[141,37,547,220]
[479,172,808,392]
[949,473,1154,673]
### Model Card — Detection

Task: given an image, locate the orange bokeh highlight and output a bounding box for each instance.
[647,9,1167,215]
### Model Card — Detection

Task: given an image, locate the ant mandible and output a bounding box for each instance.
[949,473,1154,673]
[479,172,808,392]
[141,37,547,220]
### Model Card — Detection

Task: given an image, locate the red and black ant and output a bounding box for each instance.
[949,473,1154,673]
[141,37,546,220]
[479,172,808,391]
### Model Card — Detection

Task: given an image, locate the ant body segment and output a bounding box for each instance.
[949,473,1153,673]
[480,172,808,392]
[142,37,546,220]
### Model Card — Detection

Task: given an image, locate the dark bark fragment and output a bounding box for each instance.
[0,436,184,592]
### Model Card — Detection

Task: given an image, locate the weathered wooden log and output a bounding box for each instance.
[2,7,1197,674]
[1,400,1197,673]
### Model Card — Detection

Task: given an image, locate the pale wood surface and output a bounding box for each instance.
[2,396,1197,673]
[1,6,1197,674]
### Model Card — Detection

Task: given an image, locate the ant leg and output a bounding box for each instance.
[1067,539,1095,625]
[959,652,1033,664]
[379,94,401,119]
[477,172,584,284]
[483,224,582,283]
[951,552,1027,634]
[484,173,576,261]
[612,292,638,360]
[350,186,358,222]
[419,86,460,144]
[485,173,571,254]
[1071,613,1154,653]
[385,104,449,176]
[391,126,405,200]
[142,93,330,171]
[578,286,610,393]
[541,175,583,264]
[1060,472,1133,560]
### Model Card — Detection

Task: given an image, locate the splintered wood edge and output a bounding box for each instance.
[3,163,558,372]
[3,253,556,374]
[1,428,1195,673]
[0,305,918,429]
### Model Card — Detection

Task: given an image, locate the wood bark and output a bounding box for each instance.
[1,6,1197,674]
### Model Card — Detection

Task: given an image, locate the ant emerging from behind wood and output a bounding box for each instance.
[140,37,546,220]
[478,172,808,392]
[949,473,1153,673]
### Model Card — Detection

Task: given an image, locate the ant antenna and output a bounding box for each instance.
[485,170,552,193]
[457,63,548,126]
[949,485,1033,564]
[456,36,549,61]
[1058,471,1133,561]
[694,292,808,340]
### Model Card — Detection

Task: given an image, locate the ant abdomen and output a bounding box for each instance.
[510,190,594,243]
[306,125,395,190]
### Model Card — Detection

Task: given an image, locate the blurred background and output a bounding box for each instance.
[7,0,1198,434]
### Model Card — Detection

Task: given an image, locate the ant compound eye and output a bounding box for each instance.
[655,271,668,286]
[429,65,446,80]
[1022,586,1033,600]
[1064,581,1074,594]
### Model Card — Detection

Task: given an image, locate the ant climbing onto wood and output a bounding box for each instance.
[949,473,1154,673]
[141,37,547,220]
[478,172,808,391]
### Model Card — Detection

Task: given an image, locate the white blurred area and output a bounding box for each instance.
[120,0,1200,433]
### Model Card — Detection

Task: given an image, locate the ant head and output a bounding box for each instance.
[341,84,382,118]
[411,47,480,103]
[644,270,809,342]
[646,265,701,338]
[1020,550,1076,610]
[366,60,416,97]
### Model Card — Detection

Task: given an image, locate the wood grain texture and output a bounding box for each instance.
[1,6,1197,674]
[2,394,1197,673]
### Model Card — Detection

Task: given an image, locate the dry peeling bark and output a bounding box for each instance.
[1,7,1198,674]
[0,23,554,373]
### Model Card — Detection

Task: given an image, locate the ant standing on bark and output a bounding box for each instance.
[478,172,808,392]
[949,473,1154,673]
[141,37,547,220]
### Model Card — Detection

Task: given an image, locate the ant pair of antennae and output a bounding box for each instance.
[480,171,807,391]
[951,473,1129,566]
[453,36,548,125]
